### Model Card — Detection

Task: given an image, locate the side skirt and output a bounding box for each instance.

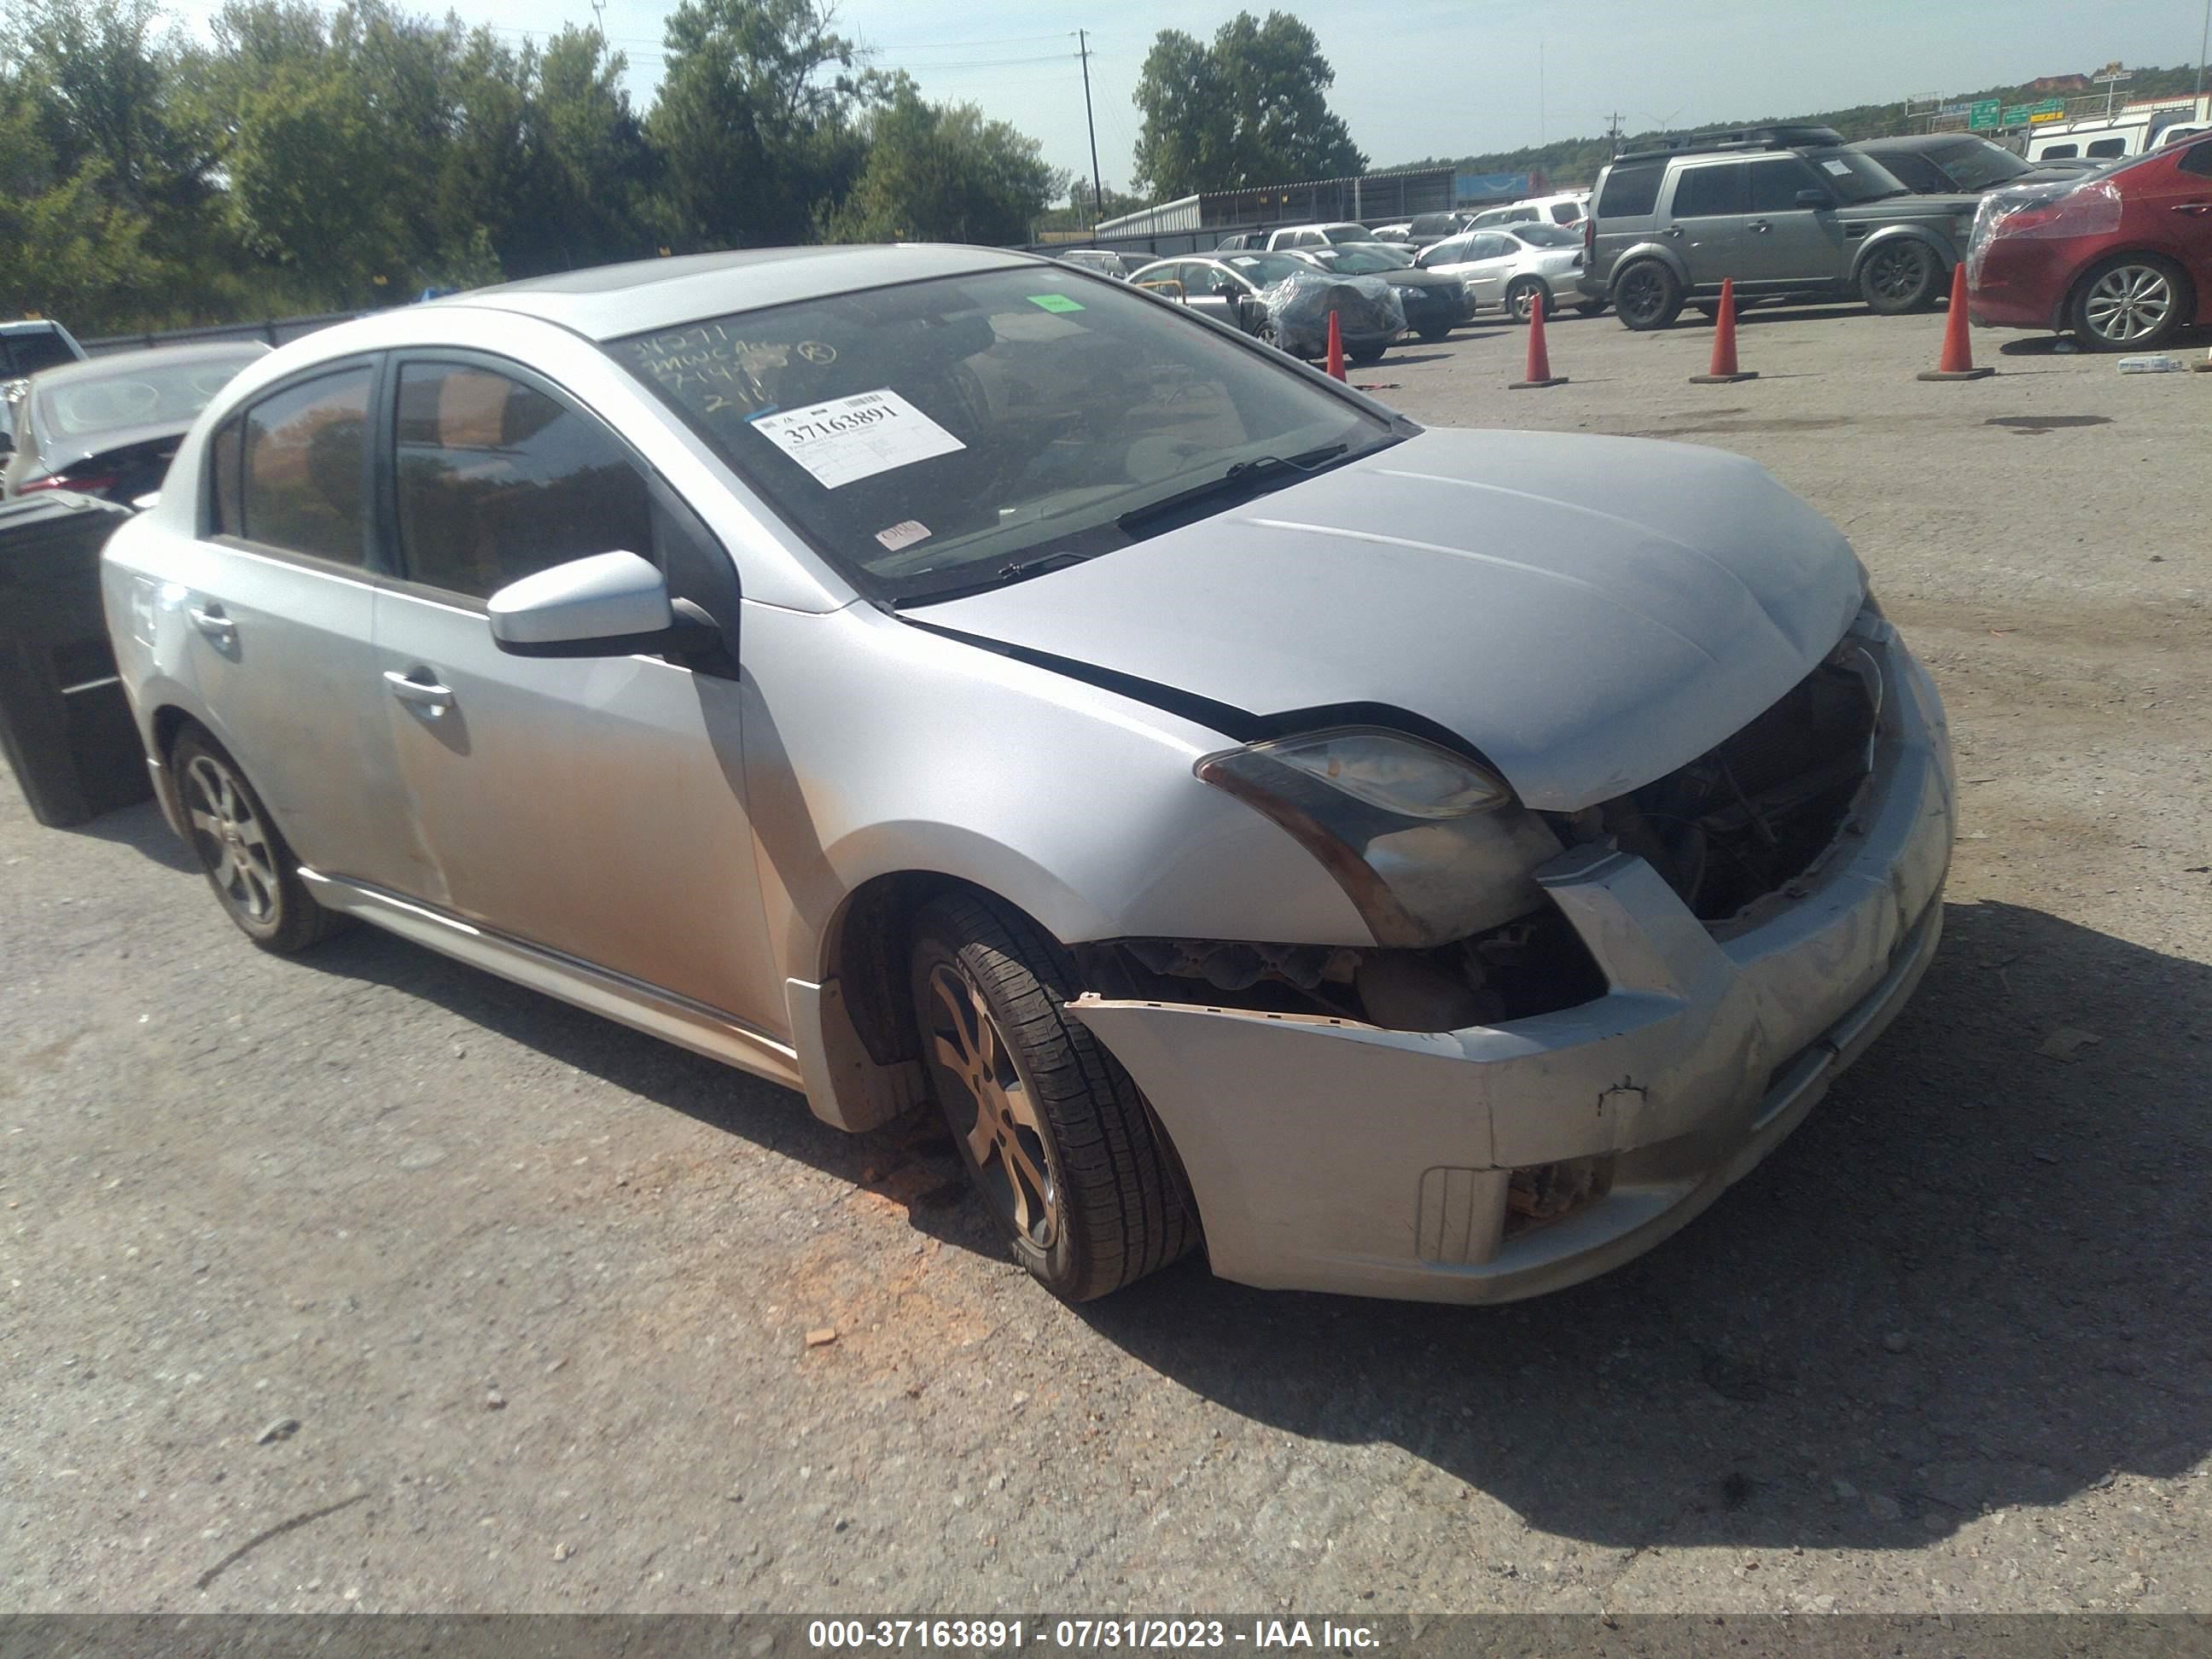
[298,869,806,1091]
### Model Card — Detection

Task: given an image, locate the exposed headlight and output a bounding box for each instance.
[1196,727,1563,947]
[1392,284,1425,300]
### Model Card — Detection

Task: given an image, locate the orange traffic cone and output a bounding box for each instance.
[1918,263,1994,381]
[1690,277,1757,383]
[1325,310,1346,381]
[1509,289,1567,389]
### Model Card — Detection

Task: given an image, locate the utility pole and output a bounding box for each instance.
[1077,30,1104,235]
[1603,110,1624,155]
[2198,0,2209,99]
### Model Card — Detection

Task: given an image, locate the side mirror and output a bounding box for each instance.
[487,550,714,659]
[1795,189,1832,208]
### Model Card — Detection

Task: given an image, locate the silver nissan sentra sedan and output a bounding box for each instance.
[101,245,1954,1304]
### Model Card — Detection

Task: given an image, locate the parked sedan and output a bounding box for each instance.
[104,246,1952,1306]
[1126,252,1402,361]
[1284,243,1473,340]
[1969,135,2212,350]
[3,341,270,504]
[1854,134,2094,195]
[1417,222,1597,320]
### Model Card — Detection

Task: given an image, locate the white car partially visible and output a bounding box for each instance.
[1417,222,1600,321]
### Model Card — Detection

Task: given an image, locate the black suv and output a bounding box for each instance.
[1577,125,1982,329]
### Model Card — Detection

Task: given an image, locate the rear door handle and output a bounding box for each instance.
[187,603,235,643]
[383,667,455,716]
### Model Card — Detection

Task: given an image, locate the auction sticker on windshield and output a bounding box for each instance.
[749,390,965,488]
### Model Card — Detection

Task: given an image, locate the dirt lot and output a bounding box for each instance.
[3,301,2209,1617]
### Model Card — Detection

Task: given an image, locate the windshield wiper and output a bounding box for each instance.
[1115,442,1355,536]
[890,548,1099,608]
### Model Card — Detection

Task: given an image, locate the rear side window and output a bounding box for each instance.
[393,362,652,600]
[236,369,371,564]
[1597,164,1663,218]
[1673,163,1744,218]
[2180,141,2212,178]
[1550,202,1580,224]
[2041,143,2078,160]
[2086,137,2128,159]
[1872,151,1944,192]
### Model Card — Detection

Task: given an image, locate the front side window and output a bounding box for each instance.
[237,369,371,564]
[1747,157,1825,212]
[393,363,652,600]
[611,266,1395,605]
[1672,163,1744,218]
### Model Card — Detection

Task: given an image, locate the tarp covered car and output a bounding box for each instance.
[1255,270,1405,364]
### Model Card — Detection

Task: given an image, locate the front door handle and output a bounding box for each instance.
[383,667,455,716]
[187,603,235,643]
[1748,219,1773,233]
[2172,202,2212,214]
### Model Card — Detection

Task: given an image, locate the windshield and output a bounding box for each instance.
[38,352,261,438]
[1323,247,1415,274]
[1508,223,1582,248]
[1322,225,1371,243]
[611,268,1394,604]
[1807,148,1910,202]
[1220,253,1308,285]
[1932,140,2032,190]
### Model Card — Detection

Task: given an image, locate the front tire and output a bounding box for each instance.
[172,725,347,952]
[1417,323,1452,342]
[910,893,1194,1301]
[1348,341,1388,364]
[1614,260,1685,329]
[1860,240,1941,313]
[2070,254,2190,351]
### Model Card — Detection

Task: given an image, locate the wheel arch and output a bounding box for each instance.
[1848,225,1955,285]
[1605,243,1691,296]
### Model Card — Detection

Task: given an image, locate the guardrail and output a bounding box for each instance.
[81,311,362,358]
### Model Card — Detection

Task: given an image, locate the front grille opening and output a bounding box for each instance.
[1503,1154,1615,1240]
[1594,661,1876,926]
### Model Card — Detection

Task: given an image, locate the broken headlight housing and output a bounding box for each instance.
[1196,727,1563,949]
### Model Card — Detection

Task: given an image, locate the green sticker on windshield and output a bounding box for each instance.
[1026,294,1086,313]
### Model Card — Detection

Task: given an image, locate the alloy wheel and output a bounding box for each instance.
[1866,245,1925,301]
[923,961,1059,1248]
[2084,265,2175,344]
[183,751,279,925]
[1619,267,1666,325]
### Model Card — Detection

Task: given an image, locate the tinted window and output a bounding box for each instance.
[2086,137,2128,159]
[610,268,1393,605]
[1597,163,1664,218]
[239,370,370,563]
[1412,213,1456,236]
[1550,201,1580,223]
[393,364,652,600]
[2041,143,2078,159]
[1673,163,1744,218]
[2180,140,2212,178]
[1747,157,1825,212]
[1870,150,1947,192]
[5,330,79,377]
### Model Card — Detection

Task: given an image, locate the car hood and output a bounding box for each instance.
[1835,192,1980,223]
[919,428,1866,811]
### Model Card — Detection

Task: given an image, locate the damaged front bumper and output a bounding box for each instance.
[1068,634,1954,1303]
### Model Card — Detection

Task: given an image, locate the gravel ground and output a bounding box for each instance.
[3,300,2209,1617]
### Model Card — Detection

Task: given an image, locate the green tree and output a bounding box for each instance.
[829,81,1067,245]
[648,0,874,250]
[225,61,405,300]
[1132,11,1363,197]
[0,80,158,329]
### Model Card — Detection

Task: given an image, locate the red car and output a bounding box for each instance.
[1968,136,2212,351]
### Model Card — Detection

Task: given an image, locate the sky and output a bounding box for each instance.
[167,0,2212,194]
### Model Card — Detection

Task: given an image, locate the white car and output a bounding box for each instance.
[1263,222,1384,252]
[1417,222,1600,321]
[1464,191,1592,232]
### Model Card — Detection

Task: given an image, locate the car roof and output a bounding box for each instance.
[1856,134,1982,154]
[426,244,1049,341]
[30,340,268,389]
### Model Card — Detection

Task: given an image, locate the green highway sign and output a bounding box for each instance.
[1968,99,2000,131]
[2002,102,2032,126]
[2030,98,2068,121]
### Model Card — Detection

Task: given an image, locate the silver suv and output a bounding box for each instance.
[1578,125,1982,328]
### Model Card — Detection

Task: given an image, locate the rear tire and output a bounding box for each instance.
[1417,324,1452,342]
[1505,278,1548,323]
[172,725,348,953]
[1614,260,1685,329]
[909,893,1194,1302]
[1860,240,1941,314]
[1348,342,1388,364]
[1575,300,1607,317]
[2069,253,2191,351]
